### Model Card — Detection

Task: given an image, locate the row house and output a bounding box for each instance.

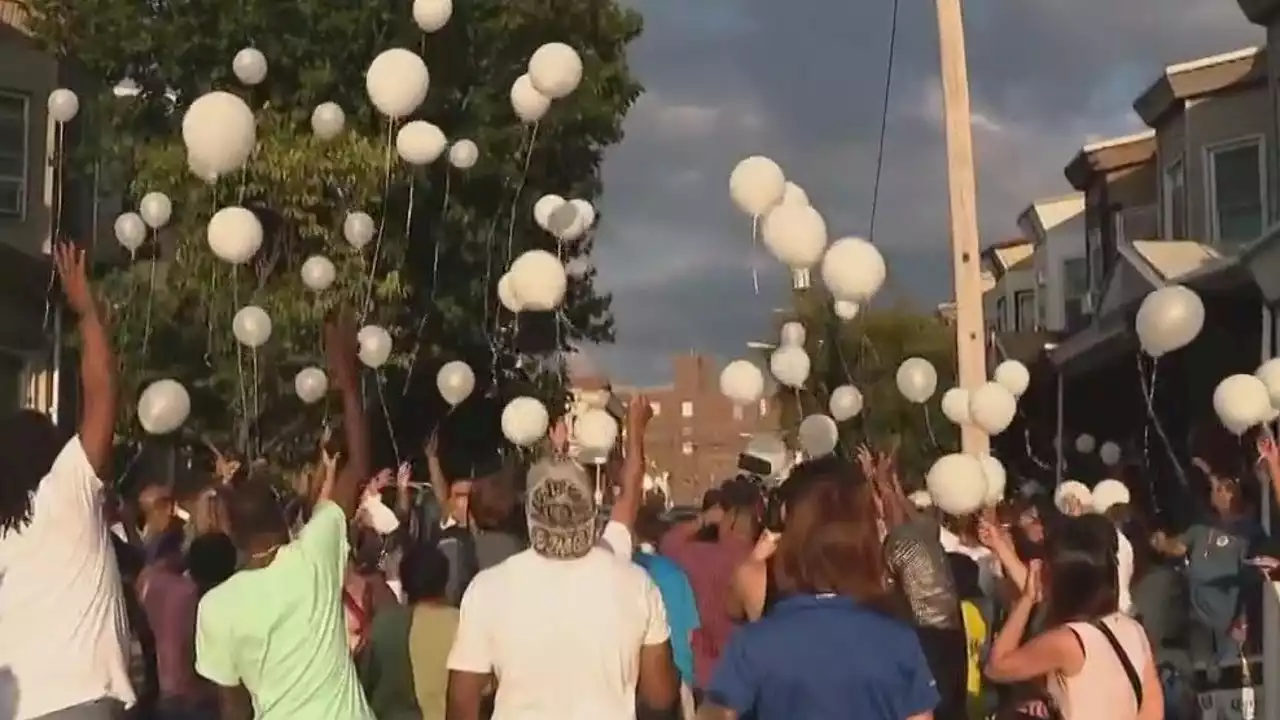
[980,238,1036,333]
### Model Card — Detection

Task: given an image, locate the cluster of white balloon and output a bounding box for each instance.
[1071,433,1123,466]
[1052,477,1130,516]
[922,359,1031,516]
[495,193,596,315]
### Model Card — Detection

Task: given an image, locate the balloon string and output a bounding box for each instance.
[750,215,760,295]
[482,126,535,335]
[251,347,261,458]
[1136,353,1187,492]
[42,122,66,331]
[204,185,221,368]
[503,121,540,270]
[141,229,158,362]
[376,371,402,464]
[232,268,249,455]
[401,170,445,397]
[361,118,397,323]
[922,404,939,450]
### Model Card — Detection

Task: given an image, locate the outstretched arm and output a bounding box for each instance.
[56,244,116,477]
[324,313,370,517]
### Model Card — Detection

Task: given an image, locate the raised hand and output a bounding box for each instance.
[395,462,412,489]
[625,394,653,444]
[53,242,95,316]
[548,417,570,456]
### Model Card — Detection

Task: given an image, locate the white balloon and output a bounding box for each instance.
[114,212,147,253]
[574,408,618,455]
[1091,479,1131,514]
[719,360,765,406]
[909,490,933,510]
[366,49,430,118]
[510,74,550,123]
[497,272,524,312]
[436,361,475,406]
[728,156,786,216]
[528,42,584,99]
[1054,481,1093,514]
[569,198,596,236]
[1256,358,1280,409]
[232,47,268,85]
[940,388,971,425]
[993,359,1031,398]
[448,139,479,169]
[1098,441,1122,466]
[895,357,938,404]
[834,300,860,321]
[47,88,79,123]
[798,414,839,458]
[533,194,565,231]
[182,91,256,176]
[357,325,393,369]
[828,385,864,422]
[396,121,447,165]
[232,305,272,348]
[821,237,887,302]
[565,257,591,279]
[206,206,263,264]
[139,192,172,229]
[781,181,809,207]
[510,250,567,311]
[769,346,810,388]
[300,255,337,291]
[968,382,1017,435]
[344,211,375,250]
[926,453,987,516]
[979,454,1006,506]
[779,321,806,348]
[311,102,346,140]
[502,396,550,446]
[188,153,220,184]
[546,202,581,241]
[1075,434,1096,454]
[137,379,191,435]
[294,367,329,404]
[412,0,453,32]
[1214,373,1271,436]
[761,203,827,269]
[1135,285,1205,358]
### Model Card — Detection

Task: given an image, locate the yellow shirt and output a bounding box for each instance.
[961,600,988,720]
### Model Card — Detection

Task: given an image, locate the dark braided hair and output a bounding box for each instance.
[0,410,73,535]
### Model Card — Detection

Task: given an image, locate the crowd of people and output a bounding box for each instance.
[1,246,1279,720]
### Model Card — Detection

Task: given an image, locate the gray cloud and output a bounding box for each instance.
[589,0,1262,383]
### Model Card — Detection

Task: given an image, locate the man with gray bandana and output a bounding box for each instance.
[446,396,678,719]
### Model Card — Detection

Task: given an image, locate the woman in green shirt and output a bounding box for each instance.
[358,542,459,720]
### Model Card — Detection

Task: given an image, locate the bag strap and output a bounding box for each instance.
[1090,619,1143,708]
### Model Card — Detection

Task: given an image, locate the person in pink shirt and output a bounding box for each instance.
[138,528,216,719]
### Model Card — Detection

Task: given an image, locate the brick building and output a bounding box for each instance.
[572,353,781,506]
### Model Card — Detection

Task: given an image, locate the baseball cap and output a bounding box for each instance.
[526,459,598,560]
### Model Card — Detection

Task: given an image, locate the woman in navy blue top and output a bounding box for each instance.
[699,462,939,720]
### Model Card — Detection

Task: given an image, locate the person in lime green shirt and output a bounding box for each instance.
[194,313,377,720]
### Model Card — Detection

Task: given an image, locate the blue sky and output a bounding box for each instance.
[582,0,1263,384]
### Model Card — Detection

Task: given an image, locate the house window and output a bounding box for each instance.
[1014,290,1035,331]
[994,297,1006,331]
[732,405,743,421]
[1086,227,1104,294]
[681,441,693,456]
[1207,137,1265,249]
[1062,257,1089,328]
[1163,158,1186,239]
[650,401,661,417]
[681,400,693,418]
[0,92,29,218]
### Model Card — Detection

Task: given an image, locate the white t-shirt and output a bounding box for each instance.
[447,546,669,719]
[1116,528,1134,616]
[939,527,1002,598]
[0,438,136,719]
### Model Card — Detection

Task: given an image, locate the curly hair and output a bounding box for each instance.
[0,410,72,535]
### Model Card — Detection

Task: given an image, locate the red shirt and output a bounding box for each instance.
[138,565,203,702]
[660,527,752,689]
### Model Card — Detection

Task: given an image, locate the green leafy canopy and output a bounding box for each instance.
[27,0,643,467]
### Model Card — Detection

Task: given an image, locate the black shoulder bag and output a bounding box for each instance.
[1091,620,1144,709]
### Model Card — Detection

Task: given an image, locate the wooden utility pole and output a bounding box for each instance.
[934,0,989,455]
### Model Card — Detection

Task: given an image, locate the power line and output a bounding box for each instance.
[867,0,901,243]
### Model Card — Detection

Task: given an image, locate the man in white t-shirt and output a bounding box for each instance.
[447,458,678,719]
[0,245,135,720]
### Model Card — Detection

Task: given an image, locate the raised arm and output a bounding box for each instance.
[55,244,115,476]
[324,313,369,517]
[610,394,653,533]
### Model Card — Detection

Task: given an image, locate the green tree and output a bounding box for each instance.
[777,292,958,485]
[27,0,641,467]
